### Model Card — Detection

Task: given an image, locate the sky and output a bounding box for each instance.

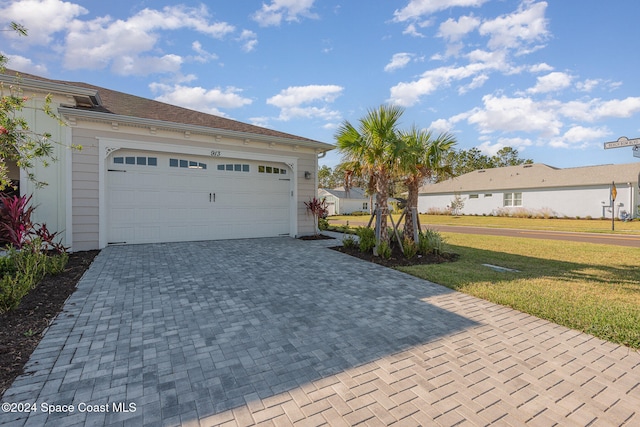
[2,0,640,170]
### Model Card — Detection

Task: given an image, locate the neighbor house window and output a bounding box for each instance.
[363,202,368,210]
[469,194,479,199]
[504,192,523,207]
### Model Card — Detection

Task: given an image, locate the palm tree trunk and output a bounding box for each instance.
[404,179,419,242]
[376,171,390,244]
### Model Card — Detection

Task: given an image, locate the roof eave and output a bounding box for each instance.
[59,107,335,152]
[0,73,99,99]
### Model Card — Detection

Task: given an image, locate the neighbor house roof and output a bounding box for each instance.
[419,163,640,195]
[319,187,368,199]
[0,69,334,151]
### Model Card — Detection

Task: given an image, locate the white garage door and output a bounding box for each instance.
[106,151,291,245]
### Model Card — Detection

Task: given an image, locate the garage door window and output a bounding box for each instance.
[217,163,250,172]
[258,165,287,174]
[113,156,157,166]
[170,158,207,169]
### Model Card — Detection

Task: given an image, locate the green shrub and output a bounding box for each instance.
[356,227,376,253]
[0,255,15,276]
[342,235,357,249]
[403,237,418,259]
[418,229,447,255]
[0,243,68,314]
[318,217,329,230]
[377,240,392,259]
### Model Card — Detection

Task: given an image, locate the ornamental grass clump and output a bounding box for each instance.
[0,240,68,313]
[418,228,447,255]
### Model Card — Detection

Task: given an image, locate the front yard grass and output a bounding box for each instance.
[398,233,640,349]
[328,214,640,234]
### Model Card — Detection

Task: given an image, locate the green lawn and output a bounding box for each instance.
[328,214,640,234]
[398,233,640,349]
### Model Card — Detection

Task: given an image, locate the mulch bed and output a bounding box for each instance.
[0,250,99,397]
[331,244,458,268]
[298,234,336,240]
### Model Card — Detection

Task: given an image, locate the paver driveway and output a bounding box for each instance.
[2,237,639,426]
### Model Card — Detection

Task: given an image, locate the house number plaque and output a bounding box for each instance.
[210,150,222,157]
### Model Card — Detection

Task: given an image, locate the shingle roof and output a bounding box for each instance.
[1,69,333,149]
[419,162,640,194]
[320,187,368,199]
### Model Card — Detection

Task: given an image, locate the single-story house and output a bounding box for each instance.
[418,163,640,219]
[1,69,334,251]
[318,187,398,216]
[318,187,371,215]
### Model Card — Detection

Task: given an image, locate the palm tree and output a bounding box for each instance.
[399,126,457,241]
[335,104,405,244]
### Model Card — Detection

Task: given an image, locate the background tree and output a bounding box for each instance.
[441,146,533,180]
[335,104,405,245]
[317,165,346,189]
[491,146,533,167]
[1,22,67,191]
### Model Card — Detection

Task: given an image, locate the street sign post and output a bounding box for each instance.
[611,182,617,231]
[603,136,640,149]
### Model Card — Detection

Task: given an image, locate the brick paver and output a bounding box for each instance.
[1,236,639,426]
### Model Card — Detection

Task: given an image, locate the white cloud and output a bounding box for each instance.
[529,62,554,73]
[467,94,562,136]
[458,74,489,94]
[594,97,640,119]
[0,0,88,45]
[478,1,549,53]
[191,41,218,63]
[477,137,533,156]
[238,30,258,52]
[114,54,183,76]
[575,79,600,92]
[526,71,572,94]
[430,118,455,134]
[384,53,414,72]
[150,83,252,116]
[267,85,342,108]
[252,0,318,27]
[2,53,48,75]
[437,15,480,43]
[267,84,343,121]
[559,97,640,122]
[393,0,488,23]
[18,4,237,76]
[249,116,271,128]
[402,23,425,38]
[562,125,610,143]
[389,59,505,106]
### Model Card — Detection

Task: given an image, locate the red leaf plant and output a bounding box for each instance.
[0,194,66,253]
[304,197,328,236]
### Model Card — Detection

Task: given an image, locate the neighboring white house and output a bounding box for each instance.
[1,69,334,250]
[318,187,398,216]
[319,187,371,215]
[418,163,640,219]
